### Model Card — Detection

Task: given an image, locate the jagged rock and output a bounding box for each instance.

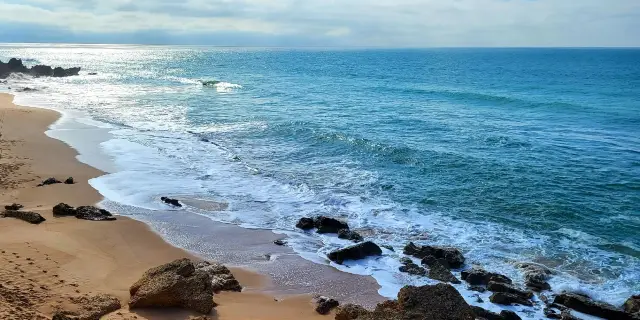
[64,177,75,184]
[295,217,315,230]
[52,294,121,320]
[3,210,46,224]
[38,177,62,186]
[0,58,81,79]
[315,216,349,234]
[273,239,287,246]
[4,203,23,211]
[195,261,242,292]
[461,268,512,286]
[554,293,633,320]
[516,262,552,291]
[487,281,533,299]
[490,292,533,306]
[313,296,339,315]
[403,242,465,268]
[559,310,580,320]
[75,206,116,221]
[129,258,215,314]
[399,257,427,276]
[422,256,460,284]
[335,304,368,320]
[472,306,503,320]
[624,295,640,314]
[327,241,382,264]
[161,197,182,207]
[338,229,364,242]
[31,65,53,77]
[53,203,76,217]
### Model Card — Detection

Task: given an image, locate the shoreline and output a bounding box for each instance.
[0,92,381,319]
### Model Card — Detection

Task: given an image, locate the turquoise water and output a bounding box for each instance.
[2,45,639,307]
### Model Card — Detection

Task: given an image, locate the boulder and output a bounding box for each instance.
[3,210,46,224]
[624,295,640,314]
[4,203,23,211]
[338,229,364,242]
[195,261,242,292]
[64,177,75,184]
[38,177,62,186]
[398,257,427,276]
[487,281,533,300]
[315,216,349,234]
[75,206,116,221]
[516,262,552,291]
[403,242,465,268]
[295,217,315,230]
[554,293,632,320]
[490,292,533,306]
[53,203,76,217]
[422,256,460,284]
[129,258,215,314]
[396,283,475,320]
[461,268,512,286]
[52,294,121,320]
[327,241,382,264]
[313,296,340,315]
[335,304,368,320]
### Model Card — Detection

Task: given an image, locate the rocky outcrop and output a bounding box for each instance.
[161,197,182,207]
[403,242,465,268]
[4,203,23,211]
[38,177,62,186]
[295,217,315,230]
[313,296,339,315]
[195,261,242,292]
[75,206,116,221]
[327,241,382,264]
[624,295,640,314]
[0,58,82,79]
[129,258,215,314]
[461,268,512,286]
[554,293,633,320]
[489,292,533,306]
[516,262,552,291]
[2,210,46,224]
[52,294,121,320]
[398,257,427,276]
[338,229,363,242]
[315,216,349,234]
[422,256,461,284]
[53,203,76,217]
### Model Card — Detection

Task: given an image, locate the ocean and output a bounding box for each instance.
[1,44,639,313]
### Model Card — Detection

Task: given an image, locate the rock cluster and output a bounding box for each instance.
[53,203,116,221]
[0,58,81,79]
[296,216,363,241]
[403,242,465,269]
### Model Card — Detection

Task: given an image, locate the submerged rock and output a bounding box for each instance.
[295,217,315,230]
[327,241,382,264]
[3,210,46,224]
[129,258,215,314]
[53,203,76,217]
[338,229,364,242]
[313,296,340,315]
[461,268,512,286]
[403,242,465,268]
[315,216,349,234]
[554,293,633,320]
[161,197,182,207]
[75,206,116,221]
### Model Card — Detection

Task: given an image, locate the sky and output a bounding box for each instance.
[0,0,639,47]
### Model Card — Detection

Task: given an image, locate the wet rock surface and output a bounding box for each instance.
[295,217,315,230]
[398,257,427,276]
[461,268,512,286]
[487,281,533,300]
[422,256,461,284]
[489,292,533,306]
[554,293,633,320]
[315,216,350,234]
[161,197,182,207]
[516,262,552,291]
[403,242,465,268]
[327,241,382,264]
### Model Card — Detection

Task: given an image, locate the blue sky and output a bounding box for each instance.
[0,0,638,47]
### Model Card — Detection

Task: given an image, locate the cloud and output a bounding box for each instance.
[0,0,638,46]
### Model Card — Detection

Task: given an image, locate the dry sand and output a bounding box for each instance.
[0,93,335,320]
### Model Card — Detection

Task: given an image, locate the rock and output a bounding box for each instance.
[554,293,632,320]
[4,203,23,211]
[338,229,364,242]
[559,310,580,320]
[64,177,75,184]
[490,292,533,306]
[516,262,552,291]
[544,307,562,319]
[461,268,512,286]
[38,177,62,186]
[53,294,121,320]
[422,256,461,284]
[335,304,368,320]
[273,239,287,246]
[381,245,395,252]
[472,306,503,320]
[396,283,475,320]
[161,197,182,207]
[18,87,37,92]
[403,242,465,268]
[3,210,46,224]
[0,58,81,79]
[54,66,81,77]
[469,285,487,293]
[295,217,315,230]
[487,281,533,299]
[195,261,242,292]
[75,206,116,221]
[327,241,382,264]
[314,296,340,315]
[88,72,98,75]
[315,216,349,234]
[501,310,522,320]
[624,295,640,314]
[30,65,53,77]
[129,258,215,314]
[398,257,427,276]
[53,203,77,217]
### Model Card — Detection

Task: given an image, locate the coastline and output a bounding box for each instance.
[0,92,381,319]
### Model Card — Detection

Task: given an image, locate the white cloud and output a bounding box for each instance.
[0,0,638,46]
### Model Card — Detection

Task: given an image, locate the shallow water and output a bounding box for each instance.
[2,45,639,313]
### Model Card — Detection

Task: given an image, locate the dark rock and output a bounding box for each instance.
[423,256,460,284]
[554,293,632,320]
[327,241,382,264]
[52,293,121,320]
[338,229,364,242]
[295,217,315,230]
[195,261,242,292]
[489,292,533,306]
[31,65,53,76]
[4,203,23,211]
[3,210,46,224]
[469,285,487,293]
[75,206,116,221]
[461,268,512,286]
[559,310,580,320]
[315,216,349,234]
[0,58,81,79]
[487,281,533,300]
[624,295,640,314]
[403,242,465,268]
[273,239,287,246]
[396,283,475,320]
[161,197,182,207]
[38,177,62,186]
[501,310,522,320]
[544,307,562,319]
[129,258,215,314]
[381,245,395,252]
[314,296,339,315]
[472,306,503,320]
[53,66,81,77]
[335,304,368,320]
[64,177,75,184]
[53,203,77,217]
[398,257,427,276]
[88,72,98,75]
[516,262,552,291]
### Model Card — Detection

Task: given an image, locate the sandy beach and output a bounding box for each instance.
[0,92,352,319]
